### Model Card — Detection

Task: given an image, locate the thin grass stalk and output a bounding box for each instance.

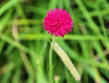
[52,41,80,80]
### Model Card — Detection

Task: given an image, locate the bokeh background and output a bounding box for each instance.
[0,0,109,83]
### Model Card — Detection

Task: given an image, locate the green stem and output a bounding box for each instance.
[49,36,55,83]
[49,40,53,83]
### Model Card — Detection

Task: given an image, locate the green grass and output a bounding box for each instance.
[0,0,109,83]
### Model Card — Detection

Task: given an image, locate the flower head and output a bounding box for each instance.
[43,8,74,37]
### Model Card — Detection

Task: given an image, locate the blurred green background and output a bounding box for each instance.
[0,0,109,83]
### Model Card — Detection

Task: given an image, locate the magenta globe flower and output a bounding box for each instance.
[43,8,74,37]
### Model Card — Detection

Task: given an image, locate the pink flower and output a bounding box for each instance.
[43,8,74,37]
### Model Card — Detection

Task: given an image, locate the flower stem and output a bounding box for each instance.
[49,36,55,83]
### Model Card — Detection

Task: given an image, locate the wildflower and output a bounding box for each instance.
[43,8,74,37]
